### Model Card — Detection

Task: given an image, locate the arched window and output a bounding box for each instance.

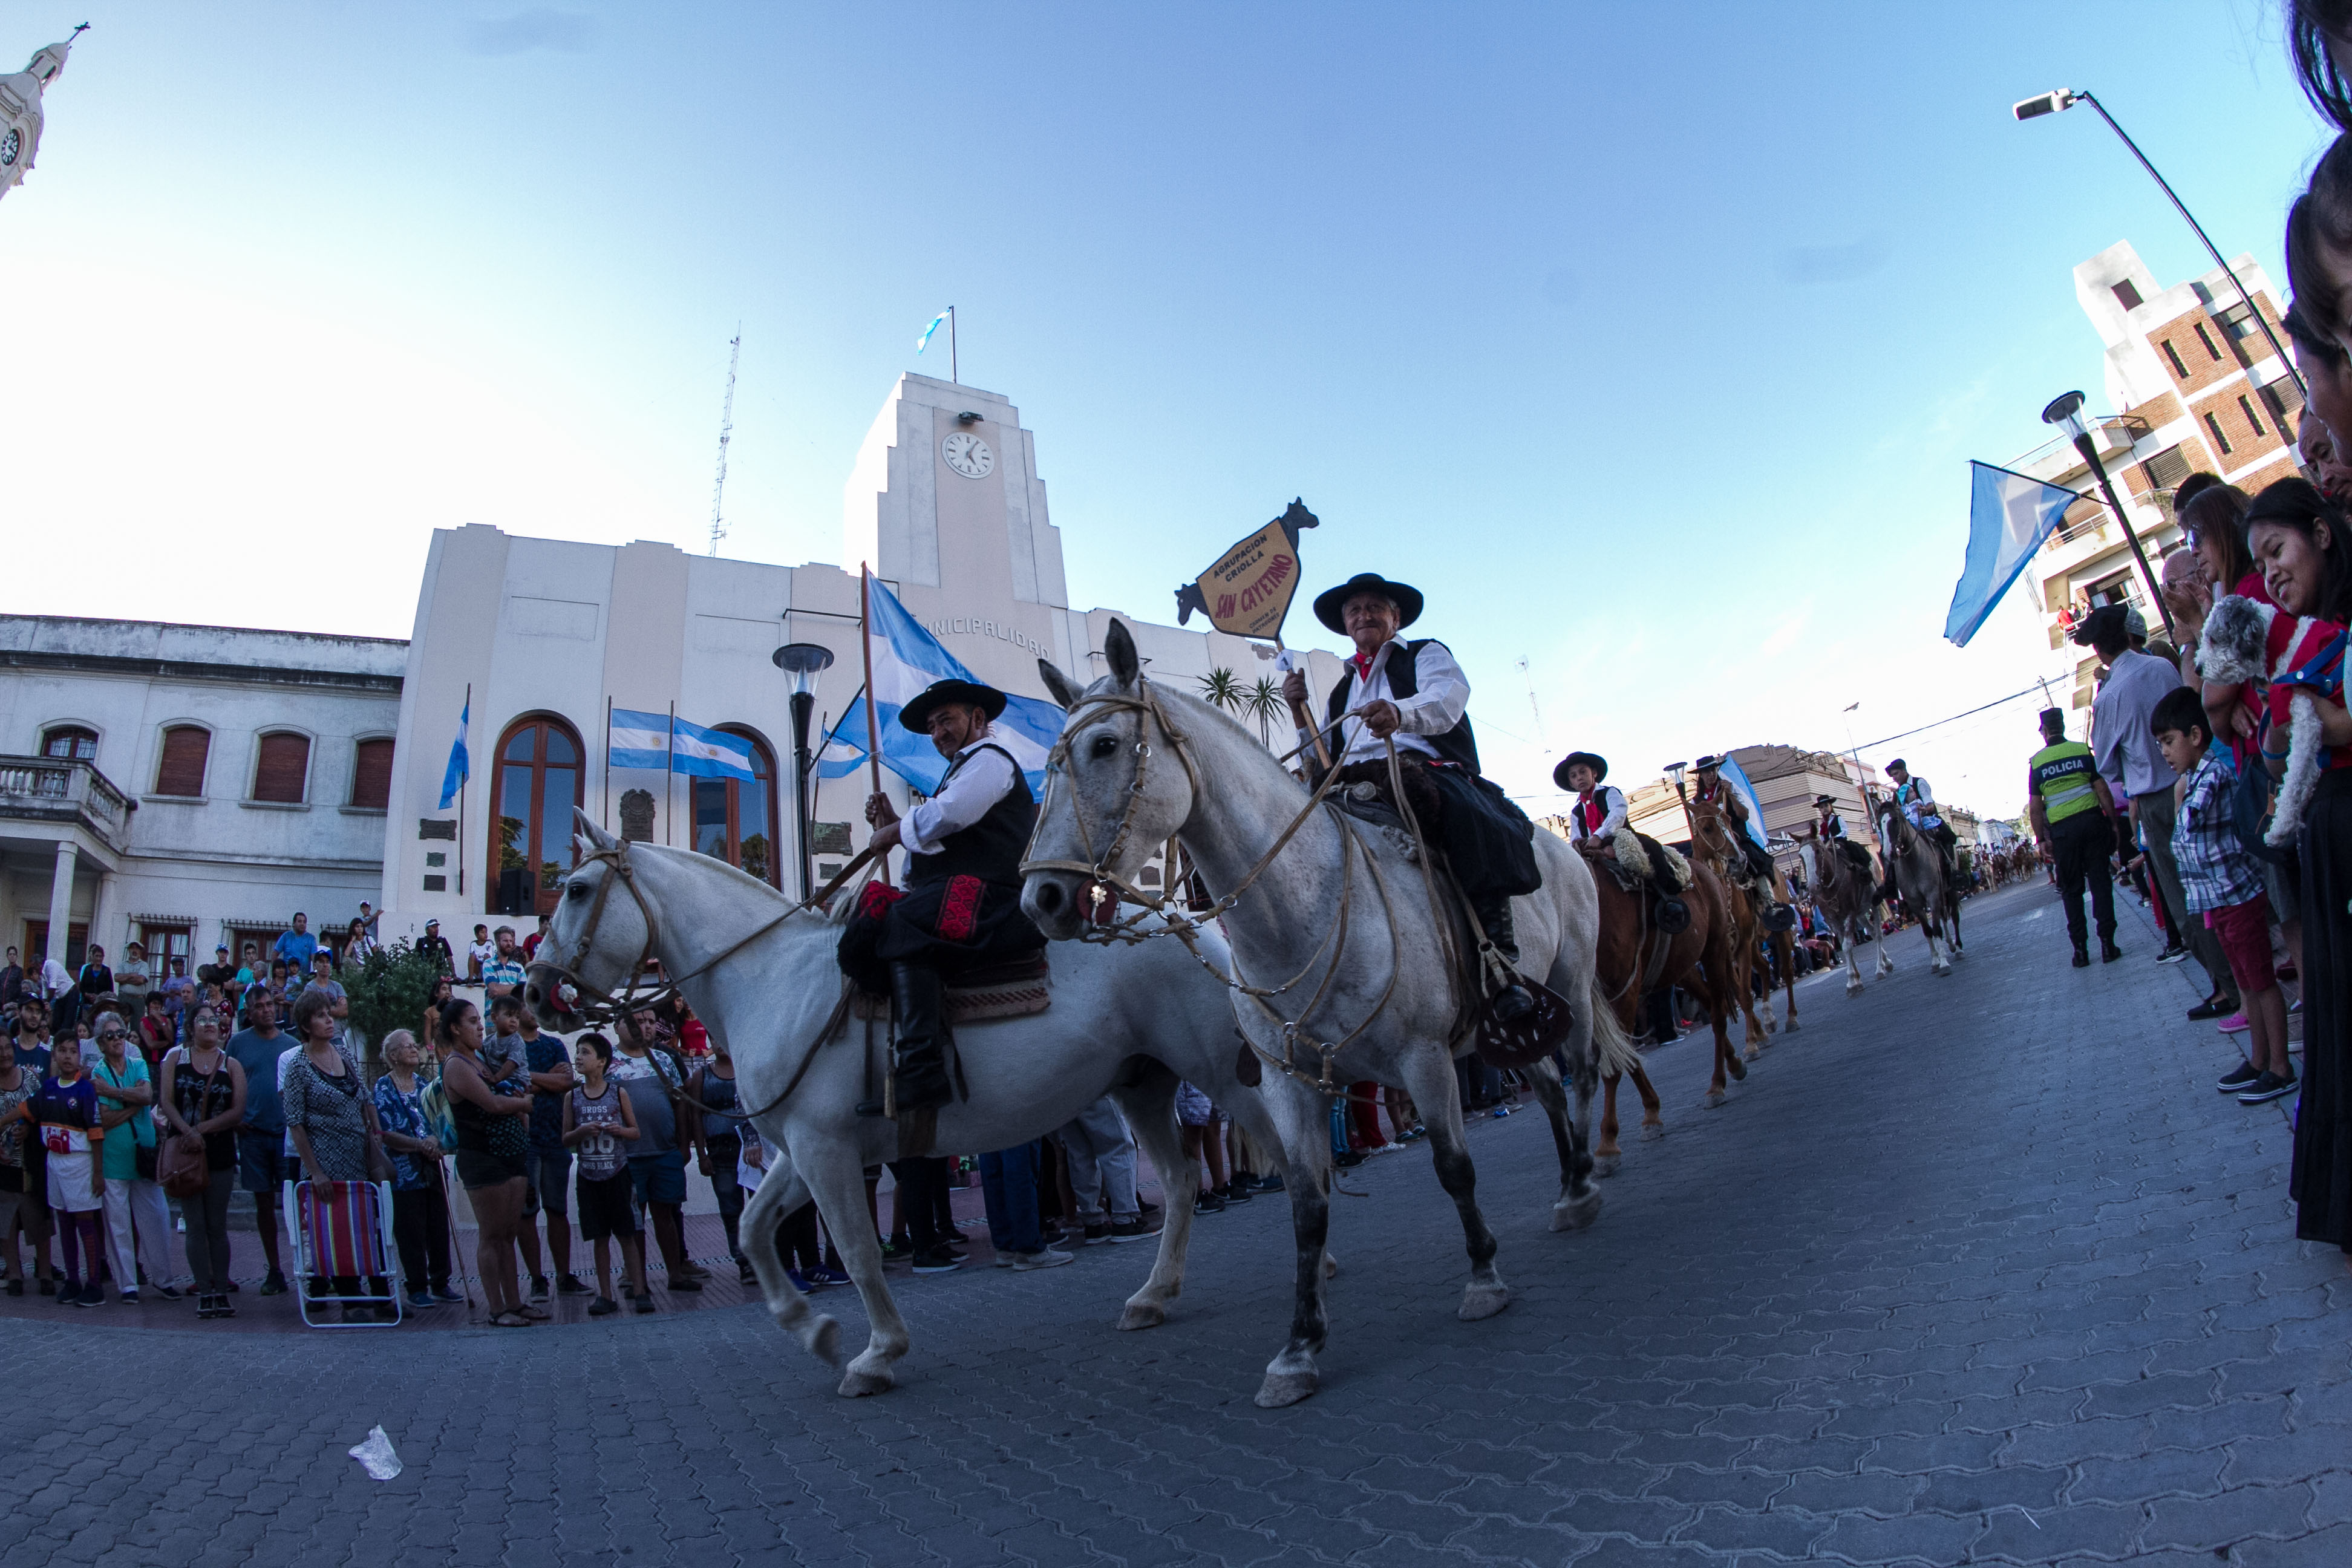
[154,727,211,797]
[351,737,394,809]
[253,732,312,803]
[41,727,96,760]
[690,728,781,887]
[491,716,584,916]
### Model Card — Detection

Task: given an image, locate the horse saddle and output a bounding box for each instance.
[851,955,1053,1025]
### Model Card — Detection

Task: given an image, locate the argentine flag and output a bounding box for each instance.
[610,710,757,780]
[817,573,1064,795]
[437,699,470,811]
[1945,461,2082,647]
[1712,753,1772,853]
[916,311,949,354]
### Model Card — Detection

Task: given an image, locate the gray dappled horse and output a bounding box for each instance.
[1022,620,1635,1409]
[1800,830,1893,995]
[528,814,1278,1398]
[1874,800,1964,975]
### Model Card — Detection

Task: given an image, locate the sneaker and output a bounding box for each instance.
[1252,1172,1287,1190]
[407,1289,437,1310]
[56,1281,80,1307]
[2157,944,2190,964]
[556,1273,593,1297]
[153,1284,181,1301]
[432,1285,466,1304]
[2216,1061,2263,1093]
[119,1289,139,1305]
[2,1279,19,1298]
[2216,1013,2250,1035]
[1082,1223,1111,1245]
[2187,998,2234,1022]
[786,1268,817,1293]
[1398,1126,1426,1143]
[37,1275,53,1297]
[214,1295,237,1319]
[993,1250,1016,1268]
[529,1274,550,1301]
[1221,1179,1254,1203]
[1491,1105,1512,1119]
[1194,1191,1227,1214]
[2238,1071,2299,1105]
[589,1295,620,1316]
[225,1278,240,1293]
[667,1275,704,1293]
[911,1248,963,1275]
[878,1239,913,1263]
[1009,1247,1074,1271]
[257,1270,287,1297]
[1106,1217,1155,1243]
[633,1292,656,1314]
[737,1258,758,1286]
[809,1266,852,1287]
[77,1282,104,1308]
[1332,1150,1367,1169]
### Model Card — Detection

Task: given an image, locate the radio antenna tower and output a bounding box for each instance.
[706,327,740,557]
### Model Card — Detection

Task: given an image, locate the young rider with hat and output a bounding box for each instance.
[1811,794,1874,878]
[1281,572,1540,1022]
[1691,756,1780,887]
[841,678,1047,1115]
[1555,753,1625,852]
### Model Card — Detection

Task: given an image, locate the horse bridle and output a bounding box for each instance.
[526,838,795,1026]
[1018,677,1204,932]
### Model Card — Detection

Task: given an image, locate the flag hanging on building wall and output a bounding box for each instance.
[437,699,470,810]
[815,574,1063,795]
[1945,461,2081,647]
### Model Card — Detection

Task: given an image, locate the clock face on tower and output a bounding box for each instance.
[941,431,993,480]
[0,129,19,168]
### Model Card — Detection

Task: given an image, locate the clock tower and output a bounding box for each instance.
[0,28,80,208]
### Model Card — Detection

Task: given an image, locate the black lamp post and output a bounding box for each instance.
[2041,391,2173,640]
[771,642,835,899]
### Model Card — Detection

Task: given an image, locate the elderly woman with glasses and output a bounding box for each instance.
[90,1011,176,1303]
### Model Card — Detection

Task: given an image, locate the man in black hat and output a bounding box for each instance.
[1811,794,1874,879]
[1691,756,1780,887]
[1281,572,1539,1021]
[840,678,1047,1115]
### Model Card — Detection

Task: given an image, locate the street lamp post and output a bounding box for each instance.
[2042,390,2174,640]
[770,642,836,900]
[2014,88,2306,401]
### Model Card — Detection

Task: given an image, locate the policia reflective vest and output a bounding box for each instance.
[2030,740,2102,823]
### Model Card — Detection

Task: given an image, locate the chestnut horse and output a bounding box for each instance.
[1588,848,1750,1172]
[1682,792,1791,1054]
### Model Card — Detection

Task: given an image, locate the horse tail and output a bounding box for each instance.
[1587,978,1643,1081]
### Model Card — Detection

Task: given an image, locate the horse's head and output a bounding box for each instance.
[524,809,655,1031]
[1021,618,1200,941]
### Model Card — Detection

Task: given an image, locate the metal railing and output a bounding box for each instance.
[0,755,136,846]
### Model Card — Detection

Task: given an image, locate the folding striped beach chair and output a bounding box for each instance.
[283,1179,402,1328]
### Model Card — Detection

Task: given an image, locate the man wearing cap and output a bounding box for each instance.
[841,678,1047,1115]
[417,918,454,977]
[2027,706,2123,966]
[2077,603,2238,1018]
[1281,572,1539,1021]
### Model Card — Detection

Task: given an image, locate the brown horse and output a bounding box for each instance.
[1682,792,1788,1056]
[1587,846,1750,1173]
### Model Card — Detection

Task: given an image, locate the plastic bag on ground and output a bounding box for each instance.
[347,1425,402,1480]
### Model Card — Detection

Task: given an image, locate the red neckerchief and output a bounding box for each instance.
[1348,647,1380,682]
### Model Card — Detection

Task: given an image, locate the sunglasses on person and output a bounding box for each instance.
[97,1030,128,1041]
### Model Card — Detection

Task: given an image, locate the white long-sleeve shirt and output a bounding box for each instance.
[1568,786,1628,842]
[900,737,1019,857]
[1313,638,1471,766]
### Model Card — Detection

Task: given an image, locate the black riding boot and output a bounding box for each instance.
[857,962,954,1117]
[1472,896,1536,1023]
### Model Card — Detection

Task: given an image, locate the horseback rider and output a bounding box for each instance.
[1874,758,1961,902]
[1811,792,1875,878]
[840,678,1047,1116]
[1280,571,1538,1022]
[1557,750,1687,906]
[1690,756,1779,886]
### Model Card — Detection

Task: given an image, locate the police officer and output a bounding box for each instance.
[2026,707,2124,967]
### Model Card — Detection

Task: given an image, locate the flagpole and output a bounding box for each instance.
[861,569,890,885]
[603,696,613,832]
[1273,632,1333,773]
[458,682,469,900]
[949,305,957,386]
[665,700,676,848]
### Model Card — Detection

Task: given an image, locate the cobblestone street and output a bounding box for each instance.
[5,880,2347,1567]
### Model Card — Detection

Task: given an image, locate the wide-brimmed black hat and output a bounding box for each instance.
[1813,794,1838,808]
[1312,572,1424,635]
[899,678,1008,734]
[1552,751,1608,789]
[1694,754,1723,772]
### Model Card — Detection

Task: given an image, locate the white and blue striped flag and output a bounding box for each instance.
[817,571,1063,795]
[1945,461,2082,647]
[1713,753,1772,853]
[610,709,757,780]
[916,311,949,354]
[437,697,470,811]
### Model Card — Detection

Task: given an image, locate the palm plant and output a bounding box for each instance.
[1197,667,1246,714]
[1245,676,1284,748]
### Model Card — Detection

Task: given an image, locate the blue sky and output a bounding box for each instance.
[1,2,2331,817]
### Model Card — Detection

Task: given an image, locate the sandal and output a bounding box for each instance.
[514,1303,551,1321]
[488,1310,535,1327]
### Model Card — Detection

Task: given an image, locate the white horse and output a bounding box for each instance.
[1021,620,1637,1408]
[526,814,1281,1398]
[1800,831,1892,995]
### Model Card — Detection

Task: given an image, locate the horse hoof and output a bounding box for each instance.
[1117,1298,1167,1331]
[1846,982,1863,996]
[1638,1122,1665,1142]
[1741,1045,1763,1064]
[837,1366,894,1398]
[1702,1091,1727,1110]
[1322,1252,1339,1280]
[1593,1152,1621,1178]
[1459,1281,1511,1321]
[805,1315,841,1367]
[1784,1017,1800,1032]
[1932,964,1951,977]
[1550,1190,1603,1232]
[1255,1371,1319,1408]
[1726,1056,1747,1082]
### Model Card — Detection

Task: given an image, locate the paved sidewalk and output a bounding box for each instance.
[0,881,2344,1566]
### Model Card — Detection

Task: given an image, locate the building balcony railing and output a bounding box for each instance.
[0,755,136,851]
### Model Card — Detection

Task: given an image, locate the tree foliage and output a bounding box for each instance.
[341,939,446,1066]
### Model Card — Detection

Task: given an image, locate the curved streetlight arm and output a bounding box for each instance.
[2062,89,2307,403]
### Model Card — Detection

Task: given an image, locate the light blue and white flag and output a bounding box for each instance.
[816,573,1063,795]
[610,708,673,772]
[1945,460,2082,647]
[610,709,758,780]
[1712,753,1772,853]
[437,698,470,810]
[916,311,949,354]
[670,714,757,781]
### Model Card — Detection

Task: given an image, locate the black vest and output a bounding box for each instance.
[906,743,1037,889]
[1325,638,1481,773]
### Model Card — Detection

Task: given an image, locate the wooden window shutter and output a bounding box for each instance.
[155,727,210,797]
[254,733,310,803]
[351,737,394,809]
